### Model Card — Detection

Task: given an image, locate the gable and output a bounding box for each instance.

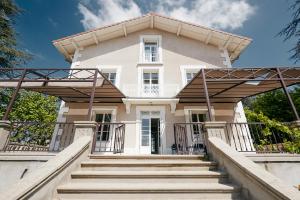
[53,13,252,63]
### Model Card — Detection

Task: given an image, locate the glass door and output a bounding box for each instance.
[140,111,161,154]
[189,112,206,153]
[95,113,112,151]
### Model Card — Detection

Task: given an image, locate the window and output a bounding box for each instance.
[140,35,162,63]
[186,72,198,83]
[144,42,158,62]
[96,66,121,87]
[95,113,112,141]
[180,66,203,86]
[103,72,116,84]
[142,71,159,96]
[191,113,205,135]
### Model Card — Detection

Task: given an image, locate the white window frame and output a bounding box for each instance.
[180,65,204,87]
[96,65,122,88]
[137,66,164,97]
[139,35,162,64]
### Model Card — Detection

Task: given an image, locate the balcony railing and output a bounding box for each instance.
[91,123,125,154]
[3,122,75,152]
[173,122,299,154]
[225,122,299,153]
[173,123,206,155]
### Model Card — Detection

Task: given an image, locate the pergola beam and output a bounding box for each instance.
[201,68,213,121]
[277,68,300,120]
[87,70,98,121]
[2,69,27,120]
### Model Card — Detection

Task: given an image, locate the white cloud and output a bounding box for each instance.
[78,0,255,31]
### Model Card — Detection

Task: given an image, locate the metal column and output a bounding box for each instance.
[2,69,27,120]
[277,68,300,120]
[201,68,213,121]
[87,70,98,121]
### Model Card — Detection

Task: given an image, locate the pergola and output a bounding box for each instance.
[1,67,300,122]
[176,67,300,121]
[0,68,126,121]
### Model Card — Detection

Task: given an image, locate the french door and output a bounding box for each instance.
[94,113,112,151]
[190,112,206,153]
[140,111,161,154]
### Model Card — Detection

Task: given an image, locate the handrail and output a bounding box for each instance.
[1,136,91,199]
[208,137,300,199]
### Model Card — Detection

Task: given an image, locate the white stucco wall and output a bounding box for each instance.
[0,153,55,193]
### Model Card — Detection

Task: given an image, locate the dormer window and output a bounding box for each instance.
[140,35,162,63]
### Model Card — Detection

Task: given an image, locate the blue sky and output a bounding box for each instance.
[14,0,298,68]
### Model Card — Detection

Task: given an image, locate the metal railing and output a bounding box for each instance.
[3,122,75,152]
[224,122,299,153]
[91,123,125,154]
[173,123,206,155]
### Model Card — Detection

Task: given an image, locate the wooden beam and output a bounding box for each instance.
[205,31,212,44]
[223,36,232,49]
[176,23,182,36]
[71,39,80,49]
[150,15,154,29]
[122,24,127,37]
[230,40,243,59]
[59,44,72,60]
[92,32,99,45]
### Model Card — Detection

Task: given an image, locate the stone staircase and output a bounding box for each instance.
[56,155,243,199]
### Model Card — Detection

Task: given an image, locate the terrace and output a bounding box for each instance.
[0,67,300,155]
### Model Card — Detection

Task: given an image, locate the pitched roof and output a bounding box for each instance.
[53,13,252,62]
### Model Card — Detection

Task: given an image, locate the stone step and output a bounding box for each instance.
[89,154,205,160]
[70,170,228,183]
[80,160,218,171]
[57,182,241,199]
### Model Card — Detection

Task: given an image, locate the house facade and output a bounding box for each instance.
[51,13,252,155]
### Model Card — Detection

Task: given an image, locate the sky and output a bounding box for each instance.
[14,0,299,68]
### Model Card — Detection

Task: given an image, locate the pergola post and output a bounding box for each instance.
[2,69,27,120]
[201,68,213,121]
[87,70,98,121]
[276,68,300,121]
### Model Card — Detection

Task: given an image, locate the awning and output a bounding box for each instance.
[0,68,126,103]
[176,67,300,103]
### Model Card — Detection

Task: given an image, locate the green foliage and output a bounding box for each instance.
[0,89,59,145]
[245,108,300,153]
[244,87,300,122]
[0,0,31,68]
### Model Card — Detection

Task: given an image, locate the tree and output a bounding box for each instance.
[0,1,59,146]
[0,0,31,68]
[0,90,59,145]
[243,87,300,122]
[278,0,300,63]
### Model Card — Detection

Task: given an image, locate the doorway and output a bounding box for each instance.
[140,111,161,154]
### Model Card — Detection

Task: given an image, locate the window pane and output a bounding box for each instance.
[152,79,158,84]
[151,73,158,80]
[143,73,150,80]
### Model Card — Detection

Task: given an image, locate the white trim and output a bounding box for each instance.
[95,65,122,88]
[139,35,162,64]
[136,106,166,154]
[183,106,215,123]
[123,98,179,114]
[92,106,118,122]
[137,65,164,97]
[180,65,204,87]
[219,47,232,68]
